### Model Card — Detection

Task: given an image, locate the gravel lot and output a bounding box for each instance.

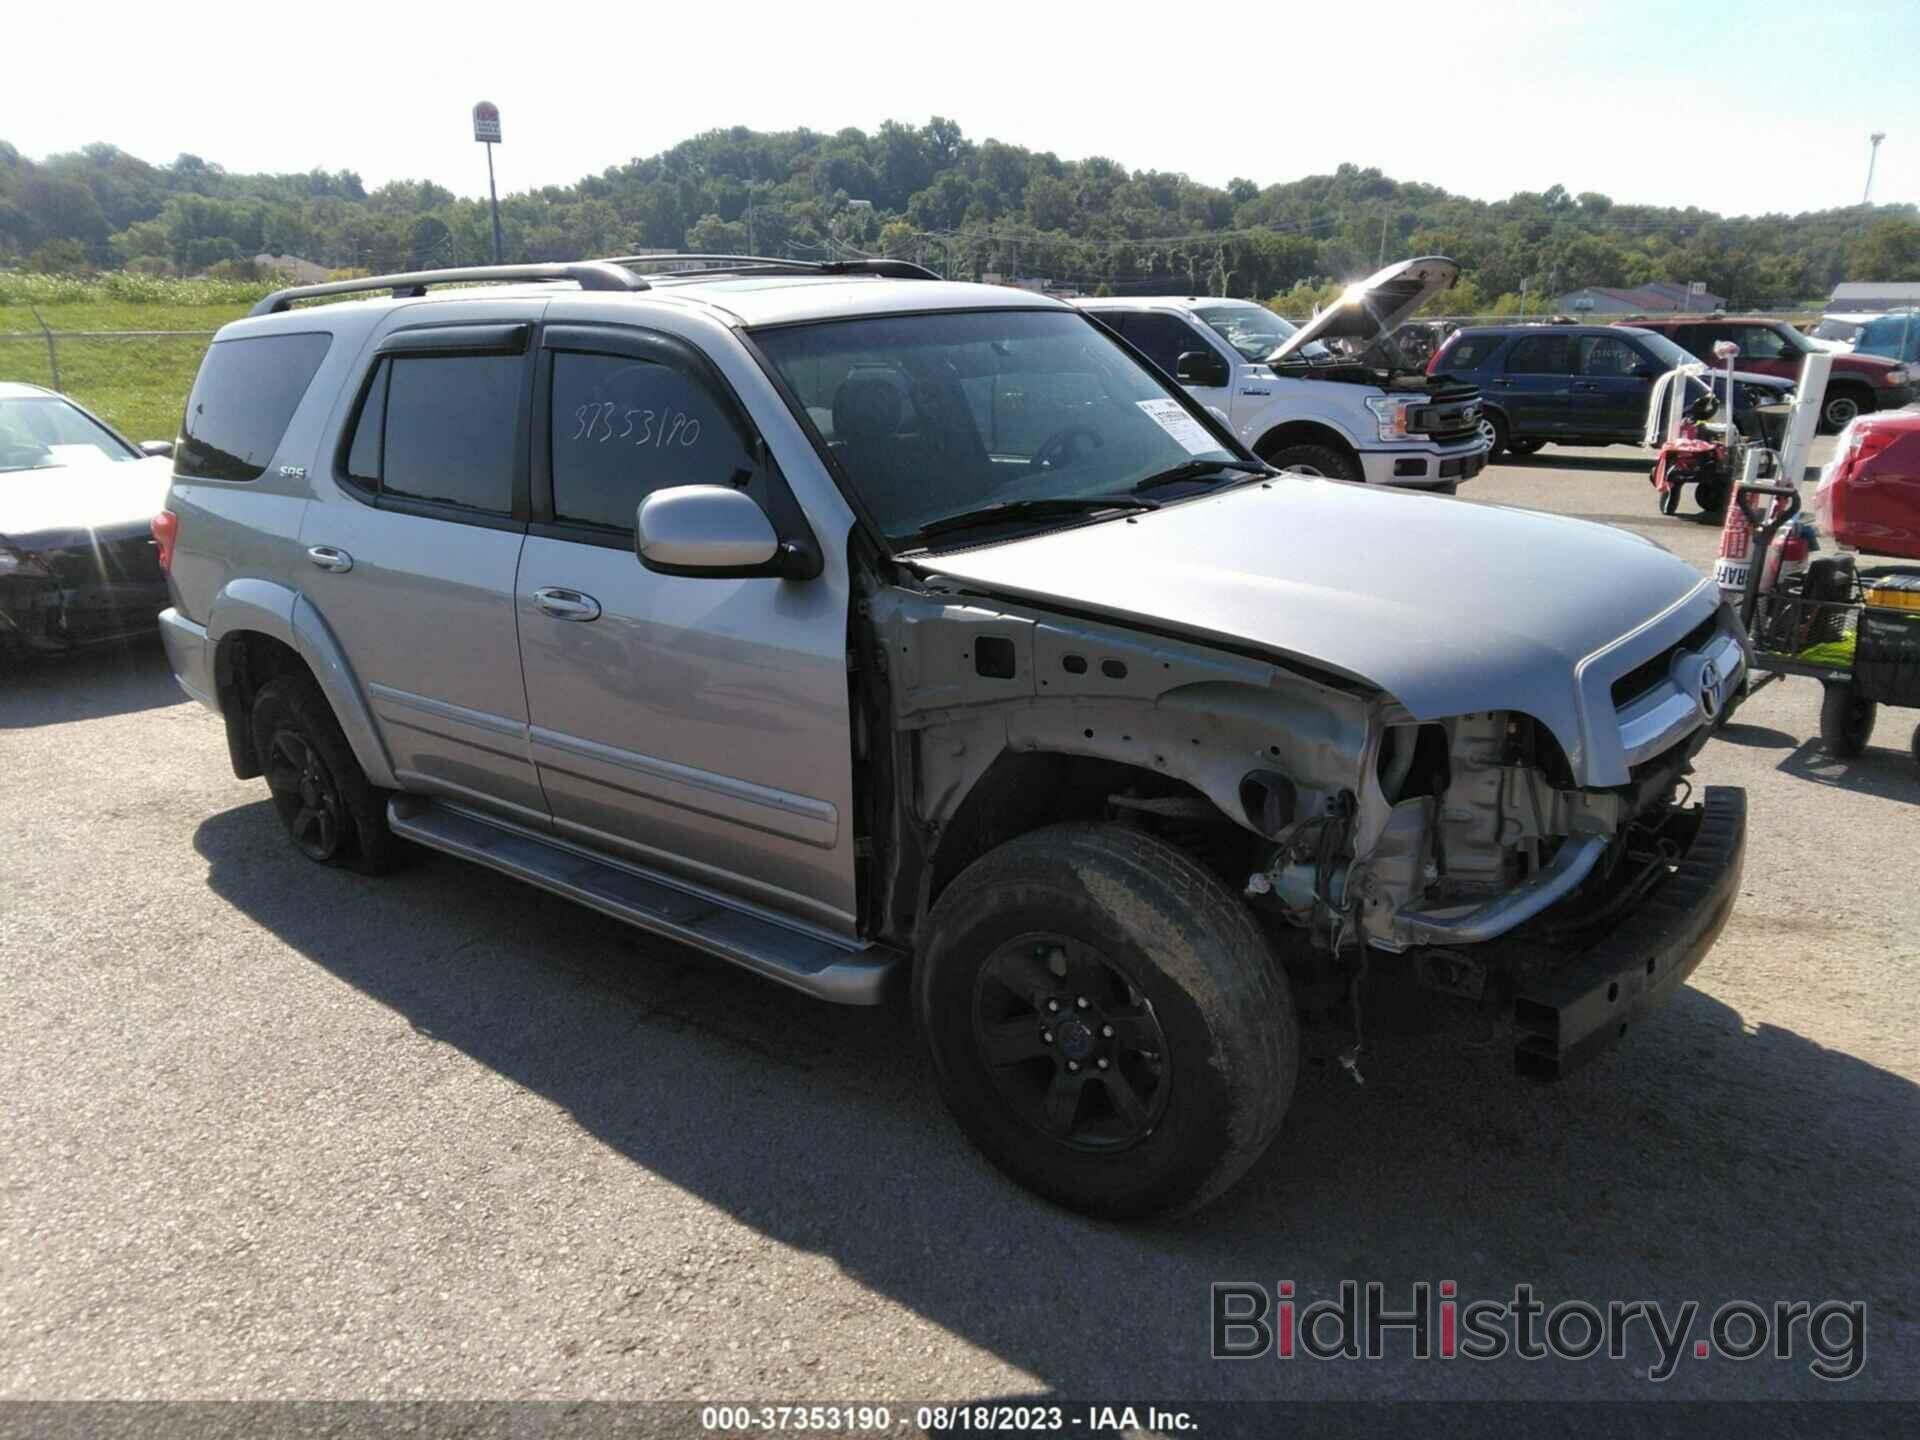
[3,438,1916,1407]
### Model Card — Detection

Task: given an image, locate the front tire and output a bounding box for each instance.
[1819,683,1877,758]
[1506,438,1545,456]
[1262,441,1360,483]
[915,823,1297,1219]
[250,672,398,873]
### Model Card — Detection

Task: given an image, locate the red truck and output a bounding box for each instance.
[1621,314,1913,432]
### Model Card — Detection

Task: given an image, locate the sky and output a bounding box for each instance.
[6,0,1917,217]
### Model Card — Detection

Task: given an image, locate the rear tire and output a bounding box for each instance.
[1818,683,1877,758]
[915,823,1297,1219]
[250,672,399,874]
[1821,386,1869,433]
[1477,411,1509,461]
[1262,441,1360,483]
[1695,477,1729,514]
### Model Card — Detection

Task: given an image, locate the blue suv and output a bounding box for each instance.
[1428,324,1792,460]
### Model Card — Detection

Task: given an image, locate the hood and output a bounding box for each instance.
[1269,255,1459,363]
[0,456,173,547]
[912,478,1714,782]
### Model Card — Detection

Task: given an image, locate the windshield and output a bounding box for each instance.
[0,397,139,474]
[1193,303,1331,362]
[1813,317,1864,344]
[756,309,1241,547]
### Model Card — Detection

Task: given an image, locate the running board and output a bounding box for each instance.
[386,798,898,1004]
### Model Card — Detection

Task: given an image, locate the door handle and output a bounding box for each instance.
[306,545,353,573]
[1491,377,1515,387]
[533,587,602,622]
[1571,381,1599,392]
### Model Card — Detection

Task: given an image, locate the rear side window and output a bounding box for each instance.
[549,350,755,532]
[1505,335,1573,374]
[1438,334,1503,371]
[178,332,332,481]
[343,353,522,514]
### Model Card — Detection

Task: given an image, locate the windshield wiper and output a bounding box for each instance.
[910,494,1160,547]
[1130,458,1270,495]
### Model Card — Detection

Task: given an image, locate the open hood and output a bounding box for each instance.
[1269,255,1459,363]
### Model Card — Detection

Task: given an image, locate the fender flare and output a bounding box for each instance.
[206,579,398,790]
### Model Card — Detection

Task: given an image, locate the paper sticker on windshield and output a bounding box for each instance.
[1136,399,1218,455]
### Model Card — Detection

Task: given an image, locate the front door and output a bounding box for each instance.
[1493,332,1575,438]
[513,323,858,935]
[298,315,545,823]
[1570,332,1657,440]
[1109,312,1236,422]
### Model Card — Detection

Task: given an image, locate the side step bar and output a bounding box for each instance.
[386,798,899,1005]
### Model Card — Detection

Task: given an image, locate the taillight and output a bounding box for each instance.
[151,510,179,573]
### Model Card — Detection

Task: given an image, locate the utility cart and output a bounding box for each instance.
[1736,480,1920,767]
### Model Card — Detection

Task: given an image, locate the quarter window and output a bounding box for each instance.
[1505,335,1574,374]
[178,332,332,482]
[1437,334,1503,371]
[548,350,755,533]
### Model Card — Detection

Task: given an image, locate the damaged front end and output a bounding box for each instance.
[865,577,1747,1083]
[0,525,168,656]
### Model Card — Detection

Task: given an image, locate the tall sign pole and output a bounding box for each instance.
[473,101,505,264]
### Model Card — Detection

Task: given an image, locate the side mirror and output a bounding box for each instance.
[636,484,784,578]
[1175,350,1229,387]
[140,440,175,458]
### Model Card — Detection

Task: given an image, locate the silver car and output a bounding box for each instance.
[157,256,1749,1217]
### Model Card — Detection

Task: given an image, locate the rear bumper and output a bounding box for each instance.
[159,606,217,710]
[1511,786,1746,1080]
[1357,442,1489,490]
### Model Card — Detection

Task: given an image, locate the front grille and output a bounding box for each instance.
[1611,613,1720,709]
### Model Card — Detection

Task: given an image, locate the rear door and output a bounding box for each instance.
[298,314,546,824]
[1492,332,1575,437]
[1570,333,1657,440]
[513,322,857,934]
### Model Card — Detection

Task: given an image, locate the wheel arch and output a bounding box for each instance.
[207,580,396,788]
[1252,419,1363,467]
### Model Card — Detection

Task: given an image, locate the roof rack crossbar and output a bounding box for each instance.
[599,253,939,282]
[248,261,650,316]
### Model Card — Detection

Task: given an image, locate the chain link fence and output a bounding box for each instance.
[0,327,215,441]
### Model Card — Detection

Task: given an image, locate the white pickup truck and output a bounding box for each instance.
[1075,256,1490,491]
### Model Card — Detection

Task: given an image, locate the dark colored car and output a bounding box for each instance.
[0,382,174,658]
[1621,314,1913,432]
[1428,324,1793,460]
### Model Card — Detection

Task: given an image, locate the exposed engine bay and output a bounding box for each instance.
[856,581,1703,984]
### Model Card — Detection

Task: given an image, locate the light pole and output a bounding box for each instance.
[1864,131,1886,206]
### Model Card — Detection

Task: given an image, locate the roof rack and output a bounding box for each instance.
[599,253,940,282]
[248,261,650,317]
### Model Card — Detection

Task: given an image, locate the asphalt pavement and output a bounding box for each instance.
[2,437,1916,1407]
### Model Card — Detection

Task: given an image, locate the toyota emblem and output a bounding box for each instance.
[1698,660,1721,718]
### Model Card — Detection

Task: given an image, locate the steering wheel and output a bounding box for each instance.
[1028,425,1104,474]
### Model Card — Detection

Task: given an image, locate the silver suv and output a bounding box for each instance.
[157,256,1749,1217]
